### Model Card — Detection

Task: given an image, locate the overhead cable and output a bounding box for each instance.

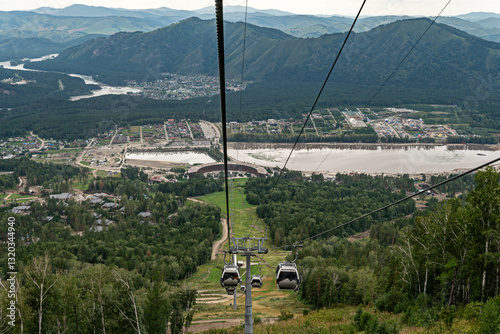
[315,0,452,172]
[215,0,232,249]
[243,0,368,239]
[274,155,500,249]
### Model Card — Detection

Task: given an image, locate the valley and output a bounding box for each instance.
[1,3,500,334]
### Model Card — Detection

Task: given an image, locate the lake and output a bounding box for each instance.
[228,145,499,174]
[126,152,216,164]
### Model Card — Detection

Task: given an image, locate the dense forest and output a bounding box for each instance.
[242,168,500,332]
[0,160,226,333]
[0,81,499,141]
[248,172,417,245]
[0,157,499,333]
[0,68,99,108]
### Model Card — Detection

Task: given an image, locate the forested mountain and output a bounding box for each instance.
[27,17,500,92]
[0,35,104,61]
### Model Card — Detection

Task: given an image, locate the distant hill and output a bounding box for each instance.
[32,4,293,18]
[32,4,196,19]
[0,10,178,60]
[26,17,500,92]
[456,12,500,22]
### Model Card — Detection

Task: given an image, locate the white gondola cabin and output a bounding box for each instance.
[225,286,235,295]
[251,275,263,288]
[220,264,241,288]
[276,262,300,291]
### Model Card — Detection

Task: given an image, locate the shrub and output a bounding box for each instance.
[462,301,483,323]
[375,288,408,313]
[440,306,456,329]
[478,298,500,334]
[402,294,437,328]
[354,308,373,331]
[278,311,294,321]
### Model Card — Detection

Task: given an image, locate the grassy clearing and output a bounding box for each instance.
[129,126,141,133]
[96,170,109,178]
[72,176,92,191]
[79,161,91,166]
[189,178,314,328]
[199,179,267,239]
[8,193,36,201]
[52,148,82,154]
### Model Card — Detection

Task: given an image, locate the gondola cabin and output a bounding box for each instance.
[251,275,263,288]
[276,262,300,291]
[220,264,240,288]
[225,286,235,295]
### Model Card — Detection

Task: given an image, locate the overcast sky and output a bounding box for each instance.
[2,0,500,17]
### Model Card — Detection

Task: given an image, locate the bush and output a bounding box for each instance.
[278,311,294,321]
[354,308,373,331]
[440,306,456,329]
[478,298,500,334]
[402,294,437,328]
[375,288,408,313]
[378,320,399,334]
[461,301,483,323]
[353,308,399,334]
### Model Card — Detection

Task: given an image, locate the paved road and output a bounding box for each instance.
[30,131,45,151]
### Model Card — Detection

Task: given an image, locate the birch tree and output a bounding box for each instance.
[25,255,59,334]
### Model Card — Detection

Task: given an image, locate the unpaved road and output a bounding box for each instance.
[212,218,228,260]
[189,319,241,333]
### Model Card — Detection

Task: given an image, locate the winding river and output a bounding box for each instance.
[0,55,141,101]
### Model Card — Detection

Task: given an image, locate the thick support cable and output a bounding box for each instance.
[215,0,231,250]
[244,0,367,239]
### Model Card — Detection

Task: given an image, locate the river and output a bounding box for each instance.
[0,55,142,101]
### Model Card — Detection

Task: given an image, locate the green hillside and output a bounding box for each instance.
[26,18,500,92]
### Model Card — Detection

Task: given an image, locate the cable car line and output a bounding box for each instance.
[215,0,232,250]
[274,155,500,250]
[238,0,249,119]
[315,0,452,172]
[243,0,367,240]
[364,0,452,109]
[269,0,367,189]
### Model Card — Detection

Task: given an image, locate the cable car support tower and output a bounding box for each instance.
[230,237,268,334]
[215,1,269,332]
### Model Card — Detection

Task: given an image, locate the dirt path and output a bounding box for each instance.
[108,126,118,147]
[119,144,128,168]
[212,218,228,260]
[188,319,241,333]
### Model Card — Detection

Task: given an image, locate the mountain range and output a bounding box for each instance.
[26,17,500,93]
[1,5,500,62]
